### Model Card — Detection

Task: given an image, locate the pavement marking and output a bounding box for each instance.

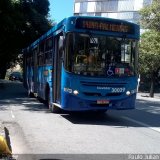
[10,110,15,119]
[22,102,41,105]
[122,116,160,133]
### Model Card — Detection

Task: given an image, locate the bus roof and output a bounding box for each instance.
[24,16,140,51]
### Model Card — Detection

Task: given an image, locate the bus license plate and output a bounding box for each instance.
[97,100,109,104]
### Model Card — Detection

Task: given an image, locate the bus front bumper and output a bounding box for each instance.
[61,93,136,111]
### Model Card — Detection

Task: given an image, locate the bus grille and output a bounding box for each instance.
[81,81,126,97]
[80,81,126,87]
[83,92,122,97]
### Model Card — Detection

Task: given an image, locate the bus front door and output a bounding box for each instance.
[54,34,63,104]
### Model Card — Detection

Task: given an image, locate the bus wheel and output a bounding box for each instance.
[45,86,50,109]
[45,86,60,113]
[49,104,59,113]
[28,90,34,98]
[45,87,57,112]
[95,110,107,114]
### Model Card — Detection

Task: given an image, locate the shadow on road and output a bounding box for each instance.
[0,80,49,113]
[0,80,160,128]
[60,98,160,127]
[60,111,129,126]
[0,81,27,100]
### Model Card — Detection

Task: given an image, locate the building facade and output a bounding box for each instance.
[74,0,152,23]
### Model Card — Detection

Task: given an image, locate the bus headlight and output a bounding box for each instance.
[73,90,79,95]
[126,91,131,96]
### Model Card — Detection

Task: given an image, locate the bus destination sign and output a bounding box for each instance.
[76,18,134,34]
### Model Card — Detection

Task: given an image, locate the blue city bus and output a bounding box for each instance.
[23,16,140,113]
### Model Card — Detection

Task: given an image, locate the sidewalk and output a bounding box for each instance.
[0,79,4,88]
[0,79,10,83]
[0,79,7,88]
[137,92,160,101]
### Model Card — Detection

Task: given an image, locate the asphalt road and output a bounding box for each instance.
[0,80,160,160]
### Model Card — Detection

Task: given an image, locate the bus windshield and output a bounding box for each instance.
[65,32,138,77]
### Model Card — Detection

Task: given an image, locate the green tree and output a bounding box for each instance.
[0,0,52,79]
[139,0,160,97]
[20,0,51,46]
[140,0,160,31]
[0,0,21,78]
[139,30,160,97]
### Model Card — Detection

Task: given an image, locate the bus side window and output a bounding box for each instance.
[45,37,53,51]
[38,41,45,66]
[38,53,44,66]
[59,36,64,60]
[40,41,45,53]
[45,52,52,64]
[45,37,53,65]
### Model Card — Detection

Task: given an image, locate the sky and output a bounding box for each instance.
[49,0,74,23]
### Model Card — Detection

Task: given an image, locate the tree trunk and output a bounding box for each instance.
[149,72,155,98]
[0,63,7,79]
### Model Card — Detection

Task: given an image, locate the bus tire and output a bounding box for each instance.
[45,85,60,113]
[45,84,50,109]
[49,104,60,113]
[95,110,107,114]
[28,90,34,98]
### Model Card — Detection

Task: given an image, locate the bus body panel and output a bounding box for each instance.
[65,16,140,40]
[37,65,52,99]
[60,67,137,111]
[23,16,140,112]
[61,92,136,111]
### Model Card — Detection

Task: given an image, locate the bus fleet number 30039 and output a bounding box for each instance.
[97,87,125,93]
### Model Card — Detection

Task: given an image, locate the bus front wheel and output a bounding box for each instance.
[45,86,59,113]
[49,104,60,113]
[95,110,108,114]
[28,90,34,98]
[45,86,51,109]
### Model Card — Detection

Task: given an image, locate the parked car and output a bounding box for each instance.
[9,72,23,82]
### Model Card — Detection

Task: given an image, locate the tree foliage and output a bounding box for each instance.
[139,0,160,97]
[139,30,160,74]
[140,0,160,31]
[0,0,52,78]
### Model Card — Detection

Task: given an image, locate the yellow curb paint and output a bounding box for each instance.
[0,135,12,155]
